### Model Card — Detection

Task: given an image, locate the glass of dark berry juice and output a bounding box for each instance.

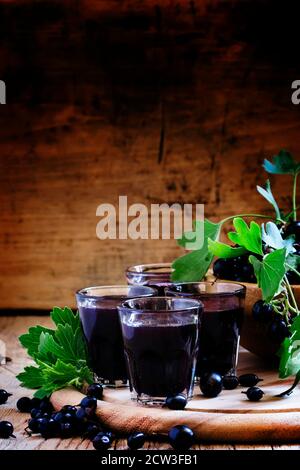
[165,282,246,378]
[125,263,173,296]
[118,296,202,405]
[76,285,156,387]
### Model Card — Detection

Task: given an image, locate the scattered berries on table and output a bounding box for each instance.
[87,383,103,400]
[165,394,187,410]
[242,386,264,401]
[200,372,223,398]
[92,432,112,451]
[127,432,146,450]
[16,396,32,413]
[222,375,239,390]
[0,421,14,438]
[168,425,194,451]
[238,374,263,387]
[0,389,12,405]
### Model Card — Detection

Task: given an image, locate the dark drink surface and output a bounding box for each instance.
[143,281,173,296]
[197,307,243,376]
[79,303,127,382]
[122,322,198,397]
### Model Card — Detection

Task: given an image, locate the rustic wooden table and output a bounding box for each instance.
[0,315,299,451]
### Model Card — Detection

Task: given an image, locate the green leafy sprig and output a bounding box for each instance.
[17,307,93,398]
[171,149,300,395]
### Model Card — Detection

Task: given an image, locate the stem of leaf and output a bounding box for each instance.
[284,275,299,316]
[293,172,299,222]
[286,263,300,279]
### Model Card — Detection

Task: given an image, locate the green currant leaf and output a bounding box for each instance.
[256,180,281,220]
[249,248,286,302]
[263,150,300,175]
[262,222,295,255]
[227,218,263,255]
[172,219,221,281]
[207,239,247,258]
[278,316,300,378]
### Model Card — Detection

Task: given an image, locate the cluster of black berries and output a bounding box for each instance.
[213,255,256,283]
[199,372,264,402]
[252,300,290,343]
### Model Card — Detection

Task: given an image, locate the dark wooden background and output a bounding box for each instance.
[0,0,300,309]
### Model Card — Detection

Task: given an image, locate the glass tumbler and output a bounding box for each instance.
[76,285,156,387]
[165,282,246,378]
[126,263,173,296]
[118,296,202,405]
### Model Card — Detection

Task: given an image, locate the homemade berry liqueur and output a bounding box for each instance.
[76,285,156,386]
[118,296,201,404]
[126,263,173,296]
[166,282,245,377]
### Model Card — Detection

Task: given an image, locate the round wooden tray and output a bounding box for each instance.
[51,349,300,443]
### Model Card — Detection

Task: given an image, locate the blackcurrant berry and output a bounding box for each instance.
[0,389,12,405]
[285,270,300,285]
[213,258,234,280]
[165,394,187,410]
[53,411,64,423]
[27,418,40,434]
[87,383,103,400]
[92,432,111,451]
[127,432,146,450]
[0,420,14,438]
[85,423,102,440]
[39,398,53,413]
[252,300,273,322]
[80,396,97,410]
[40,418,60,439]
[168,425,194,451]
[61,412,76,424]
[60,422,74,438]
[16,396,32,413]
[238,374,263,387]
[200,372,223,398]
[222,375,239,390]
[283,221,300,242]
[242,386,264,401]
[30,408,42,419]
[30,398,42,409]
[60,405,77,415]
[268,320,290,343]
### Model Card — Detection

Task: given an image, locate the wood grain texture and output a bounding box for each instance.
[0,317,300,450]
[1,1,300,309]
[0,315,299,449]
[51,353,300,444]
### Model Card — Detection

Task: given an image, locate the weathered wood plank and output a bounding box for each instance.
[0,1,300,309]
[0,316,298,450]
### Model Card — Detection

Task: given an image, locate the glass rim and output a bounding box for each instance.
[126,263,173,277]
[118,295,203,314]
[165,281,246,298]
[76,285,157,301]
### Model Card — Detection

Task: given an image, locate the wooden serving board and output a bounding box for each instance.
[51,349,300,443]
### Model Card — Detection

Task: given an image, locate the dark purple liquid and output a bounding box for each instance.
[79,306,127,382]
[197,307,243,376]
[122,322,198,397]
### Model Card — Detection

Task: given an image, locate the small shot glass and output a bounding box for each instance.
[118,296,202,405]
[125,263,173,296]
[76,285,156,387]
[165,282,246,378]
